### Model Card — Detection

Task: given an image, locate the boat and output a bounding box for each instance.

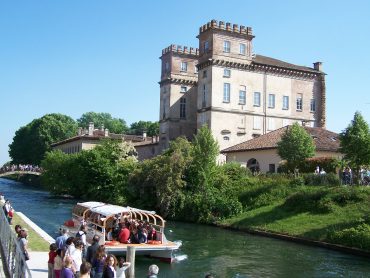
[62,201,181,263]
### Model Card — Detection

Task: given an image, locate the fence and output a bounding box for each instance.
[0,207,32,278]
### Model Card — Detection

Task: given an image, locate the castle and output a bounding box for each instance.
[159,20,326,160]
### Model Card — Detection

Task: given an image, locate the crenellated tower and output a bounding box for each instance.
[159,44,199,149]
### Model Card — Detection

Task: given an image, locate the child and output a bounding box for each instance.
[54,249,63,278]
[48,243,57,278]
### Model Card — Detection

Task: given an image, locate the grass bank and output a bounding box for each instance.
[219,181,370,252]
[12,213,50,251]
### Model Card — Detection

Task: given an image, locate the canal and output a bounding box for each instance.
[1,178,370,277]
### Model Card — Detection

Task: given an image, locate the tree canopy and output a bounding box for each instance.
[129,121,159,137]
[277,123,316,171]
[9,113,78,165]
[339,111,370,178]
[77,112,128,134]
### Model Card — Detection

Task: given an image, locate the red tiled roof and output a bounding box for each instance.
[253,55,322,74]
[221,126,339,153]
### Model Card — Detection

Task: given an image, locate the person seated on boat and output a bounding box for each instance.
[138,226,148,244]
[147,225,157,241]
[112,222,122,240]
[118,222,130,244]
[106,228,113,241]
[129,227,139,244]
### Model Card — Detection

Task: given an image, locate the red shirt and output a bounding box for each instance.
[118,227,130,243]
[48,251,57,264]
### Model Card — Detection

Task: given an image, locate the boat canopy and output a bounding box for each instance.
[73,202,106,217]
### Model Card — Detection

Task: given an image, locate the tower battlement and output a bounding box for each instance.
[199,19,253,37]
[162,44,199,56]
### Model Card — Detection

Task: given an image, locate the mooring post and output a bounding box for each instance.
[126,246,136,278]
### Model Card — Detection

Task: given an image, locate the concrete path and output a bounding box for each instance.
[27,252,48,278]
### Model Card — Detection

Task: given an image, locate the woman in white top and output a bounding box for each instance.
[116,257,131,278]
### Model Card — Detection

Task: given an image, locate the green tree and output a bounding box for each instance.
[129,121,159,137]
[339,112,370,182]
[187,126,219,191]
[277,123,316,172]
[77,112,128,134]
[9,114,77,164]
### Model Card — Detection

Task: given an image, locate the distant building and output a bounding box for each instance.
[51,123,159,161]
[159,19,326,161]
[221,126,341,173]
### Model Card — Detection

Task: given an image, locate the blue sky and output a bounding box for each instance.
[1,0,369,165]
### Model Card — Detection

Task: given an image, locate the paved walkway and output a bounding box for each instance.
[27,252,48,278]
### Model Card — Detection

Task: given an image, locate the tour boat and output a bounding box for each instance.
[63,201,182,263]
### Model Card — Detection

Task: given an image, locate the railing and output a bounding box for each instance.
[0,208,32,277]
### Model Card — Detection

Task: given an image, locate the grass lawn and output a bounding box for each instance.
[11,212,50,252]
[219,188,370,250]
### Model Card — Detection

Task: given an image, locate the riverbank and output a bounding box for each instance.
[218,184,370,255]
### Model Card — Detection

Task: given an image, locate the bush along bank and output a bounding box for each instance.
[41,127,370,253]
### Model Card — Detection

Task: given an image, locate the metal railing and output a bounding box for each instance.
[0,208,32,278]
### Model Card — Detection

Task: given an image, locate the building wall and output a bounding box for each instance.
[135,144,160,161]
[225,149,342,173]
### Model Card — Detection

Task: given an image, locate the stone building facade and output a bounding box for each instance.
[159,20,326,160]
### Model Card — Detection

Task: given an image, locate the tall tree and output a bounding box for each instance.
[9,114,77,165]
[277,123,316,172]
[187,126,219,191]
[129,121,159,137]
[77,112,128,134]
[339,111,370,182]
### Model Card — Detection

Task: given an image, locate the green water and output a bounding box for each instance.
[1,178,369,277]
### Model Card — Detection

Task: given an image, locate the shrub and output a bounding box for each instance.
[330,187,368,206]
[328,223,370,250]
[282,189,329,213]
[303,173,340,186]
[278,157,339,174]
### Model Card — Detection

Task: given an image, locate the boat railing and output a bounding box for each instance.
[0,208,32,277]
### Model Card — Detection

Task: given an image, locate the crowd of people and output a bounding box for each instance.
[109,217,159,245]
[0,164,42,174]
[51,227,160,278]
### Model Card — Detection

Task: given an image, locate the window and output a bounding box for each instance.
[253,116,261,130]
[296,94,303,111]
[223,68,231,77]
[203,70,207,78]
[240,43,246,55]
[239,87,246,105]
[162,99,166,119]
[268,94,275,108]
[223,41,230,53]
[267,118,275,131]
[254,92,261,107]
[310,99,316,112]
[283,96,289,110]
[165,62,169,73]
[180,61,187,72]
[180,86,187,93]
[223,136,230,141]
[180,98,186,119]
[269,164,276,173]
[223,83,230,103]
[204,41,209,53]
[202,84,207,107]
[194,65,198,73]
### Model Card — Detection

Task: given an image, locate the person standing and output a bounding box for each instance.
[61,256,74,278]
[147,264,159,278]
[56,228,69,250]
[54,249,63,278]
[116,257,131,278]
[79,262,92,278]
[19,228,29,261]
[48,243,58,278]
[103,254,118,278]
[86,235,100,263]
[71,240,84,277]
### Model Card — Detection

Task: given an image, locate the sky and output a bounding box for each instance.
[1,0,369,165]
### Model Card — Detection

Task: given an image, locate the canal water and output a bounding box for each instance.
[1,178,370,277]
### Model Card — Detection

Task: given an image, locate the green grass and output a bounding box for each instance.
[12,213,50,251]
[219,185,370,251]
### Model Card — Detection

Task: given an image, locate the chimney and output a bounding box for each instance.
[78,127,82,136]
[104,128,109,137]
[142,131,147,141]
[100,124,104,131]
[88,122,94,136]
[313,62,323,71]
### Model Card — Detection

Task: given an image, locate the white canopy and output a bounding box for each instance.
[77,201,106,208]
[90,204,130,217]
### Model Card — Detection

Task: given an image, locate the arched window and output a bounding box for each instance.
[247,158,260,172]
